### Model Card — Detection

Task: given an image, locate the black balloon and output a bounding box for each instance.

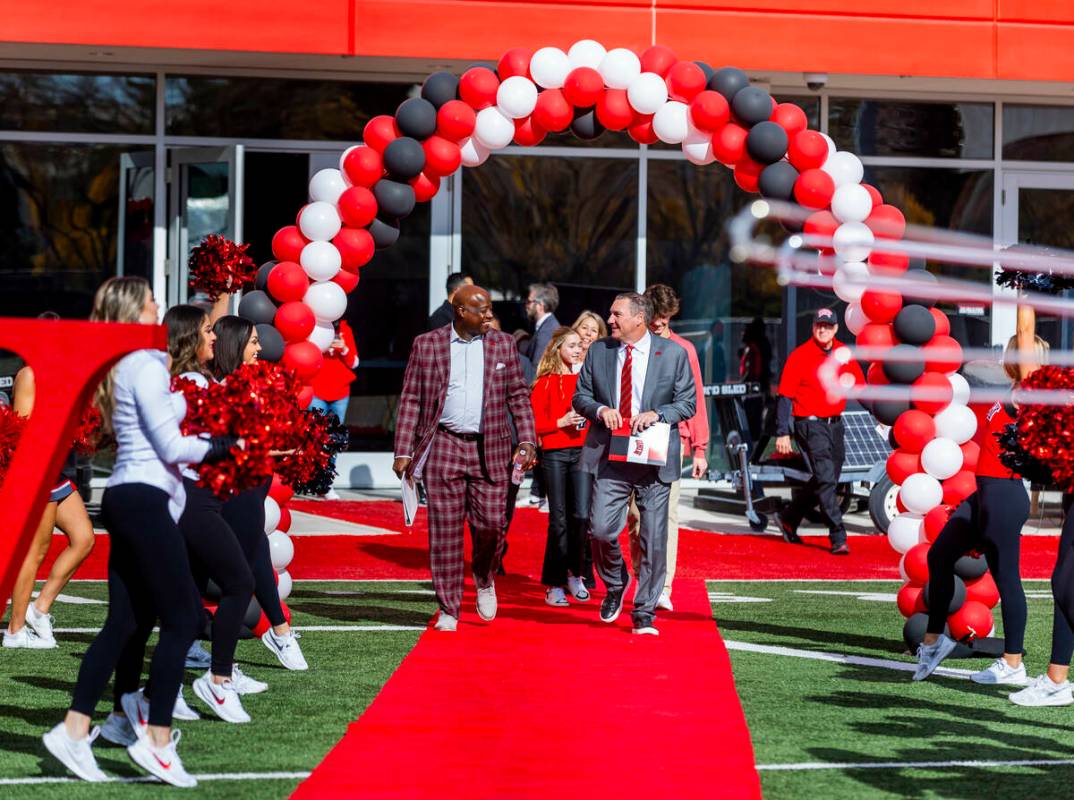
[882,345,925,384]
[570,108,605,141]
[893,304,936,346]
[954,554,988,581]
[694,61,715,82]
[731,86,773,127]
[203,579,222,602]
[254,261,276,292]
[383,137,425,180]
[395,97,438,140]
[369,217,400,250]
[758,161,799,201]
[873,397,910,426]
[422,71,459,109]
[237,290,277,326]
[373,178,416,219]
[903,612,929,652]
[923,575,966,615]
[255,323,285,363]
[708,66,750,103]
[747,121,789,164]
[903,268,938,309]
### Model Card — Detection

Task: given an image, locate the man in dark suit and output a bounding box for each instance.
[426,272,473,331]
[394,285,536,631]
[573,292,695,636]
[519,282,561,382]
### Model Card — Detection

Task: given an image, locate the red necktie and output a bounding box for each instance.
[619,344,633,420]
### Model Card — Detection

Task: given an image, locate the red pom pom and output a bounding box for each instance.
[1008,366,1074,490]
[903,543,931,585]
[342,146,383,188]
[923,504,954,542]
[948,600,993,641]
[596,90,635,131]
[887,448,922,484]
[71,403,103,455]
[436,100,477,142]
[188,235,257,300]
[532,89,573,133]
[266,262,309,304]
[897,582,926,617]
[333,227,375,272]
[0,404,27,486]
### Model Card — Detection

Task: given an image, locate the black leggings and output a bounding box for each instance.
[180,480,254,677]
[1049,493,1074,665]
[71,484,202,728]
[926,477,1029,653]
[540,447,588,587]
[223,482,286,628]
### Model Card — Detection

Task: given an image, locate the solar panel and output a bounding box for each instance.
[841,410,892,470]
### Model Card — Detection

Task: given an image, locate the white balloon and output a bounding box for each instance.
[921,437,964,481]
[823,151,865,188]
[626,72,668,115]
[268,531,294,571]
[820,132,837,164]
[568,39,607,70]
[308,320,335,352]
[682,127,715,164]
[459,137,490,167]
[934,403,977,444]
[900,473,944,515]
[298,201,342,242]
[898,554,909,582]
[948,373,971,406]
[276,569,293,601]
[888,512,924,554]
[530,46,571,89]
[473,106,514,150]
[599,48,642,90]
[300,240,342,282]
[832,260,870,304]
[831,183,874,224]
[844,302,868,335]
[263,496,280,535]
[496,76,538,119]
[653,101,691,144]
[832,222,875,263]
[309,168,348,205]
[304,280,348,322]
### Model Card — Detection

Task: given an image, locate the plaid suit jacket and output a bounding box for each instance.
[394,325,536,482]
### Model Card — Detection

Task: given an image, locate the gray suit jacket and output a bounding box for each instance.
[572,335,696,483]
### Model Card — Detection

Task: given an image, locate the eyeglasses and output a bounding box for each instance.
[523,299,536,306]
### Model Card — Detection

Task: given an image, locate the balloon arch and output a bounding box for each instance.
[244,41,989,644]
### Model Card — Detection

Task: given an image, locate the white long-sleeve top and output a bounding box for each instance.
[105,350,211,521]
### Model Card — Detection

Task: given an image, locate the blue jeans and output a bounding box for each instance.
[309,396,349,423]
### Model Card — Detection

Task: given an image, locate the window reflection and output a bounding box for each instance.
[1003,105,1074,162]
[0,71,155,134]
[829,99,993,159]
[1014,188,1074,351]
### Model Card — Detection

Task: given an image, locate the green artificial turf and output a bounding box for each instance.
[712,579,1074,799]
[0,580,432,798]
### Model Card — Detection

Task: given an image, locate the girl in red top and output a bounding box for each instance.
[531,326,589,607]
[916,304,1047,683]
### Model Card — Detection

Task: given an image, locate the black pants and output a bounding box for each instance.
[223,481,286,628]
[540,447,587,587]
[926,478,1029,652]
[71,484,202,728]
[784,418,847,544]
[1049,493,1074,664]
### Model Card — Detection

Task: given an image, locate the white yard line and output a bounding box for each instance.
[52,624,425,634]
[756,758,1074,772]
[723,639,976,679]
[0,770,311,786]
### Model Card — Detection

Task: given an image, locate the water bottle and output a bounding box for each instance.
[510,452,526,485]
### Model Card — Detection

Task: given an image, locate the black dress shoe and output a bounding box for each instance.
[831,542,850,556]
[775,512,802,544]
[600,576,631,623]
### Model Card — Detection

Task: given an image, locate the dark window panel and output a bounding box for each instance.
[536,128,638,149]
[1012,187,1074,351]
[1003,104,1074,162]
[0,71,155,135]
[829,99,993,159]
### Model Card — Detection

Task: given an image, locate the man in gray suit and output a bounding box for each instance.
[519,282,561,382]
[573,292,696,635]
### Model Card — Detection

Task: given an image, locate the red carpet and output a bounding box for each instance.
[291,574,762,800]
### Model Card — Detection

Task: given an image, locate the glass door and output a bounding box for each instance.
[117,150,156,283]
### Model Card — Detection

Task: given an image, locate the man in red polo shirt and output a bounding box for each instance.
[774,307,865,555]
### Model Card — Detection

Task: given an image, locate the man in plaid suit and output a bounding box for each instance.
[393,285,537,631]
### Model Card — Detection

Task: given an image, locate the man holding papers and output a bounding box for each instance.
[573,292,696,636]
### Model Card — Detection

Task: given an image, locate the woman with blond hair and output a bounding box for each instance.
[572,310,607,356]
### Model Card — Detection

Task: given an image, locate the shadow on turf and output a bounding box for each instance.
[715,616,901,655]
[289,598,430,627]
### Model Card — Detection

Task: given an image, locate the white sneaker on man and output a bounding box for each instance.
[120,690,150,740]
[172,687,200,721]
[632,625,660,636]
[26,602,56,643]
[545,587,569,607]
[566,576,590,602]
[656,591,674,612]
[912,634,957,681]
[1010,674,1074,706]
[231,665,268,695]
[434,612,458,632]
[99,712,138,747]
[476,580,497,621]
[127,729,197,788]
[192,672,250,723]
[321,489,341,501]
[261,629,309,671]
[3,625,56,649]
[971,658,1028,685]
[43,723,108,782]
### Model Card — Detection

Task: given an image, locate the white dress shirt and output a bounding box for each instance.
[615,331,652,417]
[439,328,485,433]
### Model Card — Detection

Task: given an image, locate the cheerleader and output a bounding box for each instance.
[43,277,238,787]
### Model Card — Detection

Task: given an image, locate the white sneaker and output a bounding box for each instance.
[192,672,250,724]
[261,629,309,671]
[3,625,57,649]
[545,587,569,607]
[321,489,341,501]
[656,591,674,612]
[43,723,108,782]
[99,712,138,747]
[434,612,457,632]
[231,665,268,695]
[127,729,197,788]
[972,657,1029,686]
[632,625,660,636]
[912,634,958,681]
[120,690,149,740]
[172,687,201,721]
[1010,674,1074,706]
[476,580,497,621]
[567,577,590,602]
[26,602,56,643]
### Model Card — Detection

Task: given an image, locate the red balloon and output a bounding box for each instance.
[533,88,573,132]
[512,116,547,146]
[337,186,377,228]
[363,115,400,153]
[640,45,677,77]
[912,372,953,415]
[252,610,271,637]
[787,130,828,171]
[278,505,292,534]
[896,493,908,514]
[266,261,308,304]
[628,113,659,145]
[689,90,730,133]
[930,307,951,337]
[271,226,307,263]
[923,504,954,542]
[333,227,374,272]
[283,341,324,382]
[342,146,383,188]
[458,67,499,110]
[422,135,462,177]
[332,268,360,294]
[903,543,931,585]
[436,100,477,142]
[868,249,910,276]
[893,409,937,453]
[866,204,907,240]
[734,158,764,193]
[960,440,980,472]
[275,301,316,343]
[497,47,532,79]
[817,254,839,277]
[887,448,922,484]
[770,102,808,136]
[803,210,839,255]
[860,289,903,324]
[293,203,309,229]
[280,601,292,625]
[410,171,441,203]
[897,582,926,617]
[966,572,1000,608]
[665,61,706,102]
[948,600,993,641]
[862,183,884,207]
[596,89,634,131]
[866,361,888,386]
[712,122,748,165]
[794,168,836,209]
[563,67,604,109]
[269,473,294,505]
[297,385,314,410]
[942,470,977,507]
[924,335,963,374]
[857,322,896,351]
